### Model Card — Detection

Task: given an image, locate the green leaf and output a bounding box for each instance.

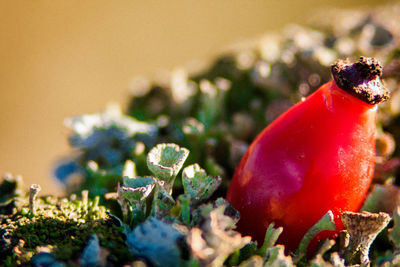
[182,164,222,204]
[126,218,183,267]
[147,143,189,192]
[296,210,336,257]
[258,223,283,257]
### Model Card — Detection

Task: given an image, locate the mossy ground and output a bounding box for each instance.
[1,194,129,266]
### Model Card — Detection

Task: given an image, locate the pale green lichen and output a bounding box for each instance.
[182,163,222,204]
[147,143,189,192]
[186,205,251,267]
[178,194,192,225]
[126,217,183,267]
[150,182,176,218]
[29,184,41,215]
[309,239,340,267]
[264,245,294,267]
[257,223,283,257]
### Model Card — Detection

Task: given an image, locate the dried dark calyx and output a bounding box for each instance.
[331,57,390,105]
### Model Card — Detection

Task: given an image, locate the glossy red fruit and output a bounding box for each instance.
[226,57,389,252]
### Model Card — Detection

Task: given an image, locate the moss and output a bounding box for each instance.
[1,194,130,266]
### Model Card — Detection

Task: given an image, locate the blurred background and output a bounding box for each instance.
[0,0,395,195]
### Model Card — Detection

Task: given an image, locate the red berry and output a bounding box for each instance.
[226,57,389,253]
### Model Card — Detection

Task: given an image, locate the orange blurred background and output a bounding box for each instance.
[0,0,394,195]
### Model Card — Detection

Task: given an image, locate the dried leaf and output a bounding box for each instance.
[341,211,391,265]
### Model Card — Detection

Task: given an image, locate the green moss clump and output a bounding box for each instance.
[1,193,130,266]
